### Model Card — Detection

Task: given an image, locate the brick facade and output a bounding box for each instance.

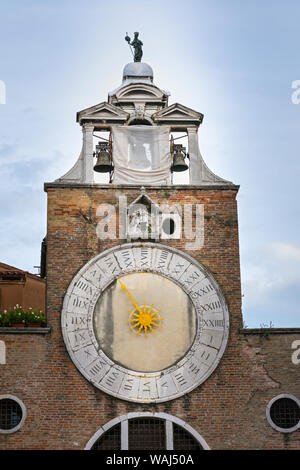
[0,184,299,450]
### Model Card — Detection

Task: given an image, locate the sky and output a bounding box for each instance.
[0,0,299,328]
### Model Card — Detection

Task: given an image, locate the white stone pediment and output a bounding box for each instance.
[113,83,165,102]
[128,188,161,213]
[76,102,129,124]
[153,103,203,124]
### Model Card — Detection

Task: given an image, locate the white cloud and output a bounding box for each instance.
[241,242,300,327]
[269,242,300,262]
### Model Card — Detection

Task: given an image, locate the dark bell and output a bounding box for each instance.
[171,145,189,172]
[94,143,114,173]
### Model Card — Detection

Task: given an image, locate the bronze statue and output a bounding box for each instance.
[125,32,143,62]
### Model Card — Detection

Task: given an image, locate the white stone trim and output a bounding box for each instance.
[84,412,210,450]
[82,124,94,184]
[121,419,129,450]
[165,419,173,450]
[266,394,300,433]
[0,394,26,434]
[188,128,232,185]
[0,340,6,364]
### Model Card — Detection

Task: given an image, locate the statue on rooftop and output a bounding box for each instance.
[125,32,143,62]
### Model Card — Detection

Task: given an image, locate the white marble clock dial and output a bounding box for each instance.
[61,242,230,403]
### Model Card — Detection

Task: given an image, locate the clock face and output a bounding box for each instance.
[61,243,229,403]
[93,271,196,373]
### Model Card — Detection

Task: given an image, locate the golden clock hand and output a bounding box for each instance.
[118,278,164,336]
[117,278,143,314]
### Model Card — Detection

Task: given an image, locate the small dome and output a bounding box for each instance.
[122,62,153,81]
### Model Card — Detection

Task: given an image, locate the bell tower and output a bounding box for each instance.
[55,53,232,188]
[1,34,299,453]
[44,35,243,448]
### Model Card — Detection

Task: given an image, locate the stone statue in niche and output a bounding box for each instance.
[134,103,145,120]
[125,32,143,62]
[126,188,160,241]
[127,205,150,239]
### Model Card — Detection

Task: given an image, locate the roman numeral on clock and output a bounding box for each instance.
[90,361,105,376]
[188,363,201,375]
[71,316,87,326]
[172,262,185,276]
[74,331,87,344]
[157,250,169,269]
[174,372,187,387]
[184,271,201,285]
[123,378,134,391]
[105,371,119,387]
[143,381,151,393]
[121,250,133,268]
[201,319,224,328]
[141,249,149,267]
[103,256,119,275]
[72,297,88,309]
[197,300,221,313]
[191,283,214,298]
[74,280,94,297]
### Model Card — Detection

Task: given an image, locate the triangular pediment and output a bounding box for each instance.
[76,102,129,124]
[128,188,160,213]
[153,103,203,124]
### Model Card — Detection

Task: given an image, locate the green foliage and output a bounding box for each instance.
[0,305,46,327]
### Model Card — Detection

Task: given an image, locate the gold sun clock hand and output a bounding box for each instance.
[117,278,143,314]
[117,278,164,336]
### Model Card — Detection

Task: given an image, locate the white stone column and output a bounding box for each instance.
[121,419,128,450]
[82,124,94,183]
[0,341,6,365]
[187,127,202,184]
[165,420,173,450]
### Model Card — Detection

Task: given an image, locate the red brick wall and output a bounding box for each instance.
[0,184,299,450]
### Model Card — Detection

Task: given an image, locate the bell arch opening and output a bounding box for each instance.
[128,119,153,126]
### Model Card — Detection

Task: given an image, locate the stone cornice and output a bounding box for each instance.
[239,328,300,335]
[44,182,240,192]
[0,327,51,334]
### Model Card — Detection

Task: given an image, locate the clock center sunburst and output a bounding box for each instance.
[117,277,164,337]
[128,303,163,337]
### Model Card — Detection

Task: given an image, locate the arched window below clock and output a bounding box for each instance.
[84,412,210,450]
